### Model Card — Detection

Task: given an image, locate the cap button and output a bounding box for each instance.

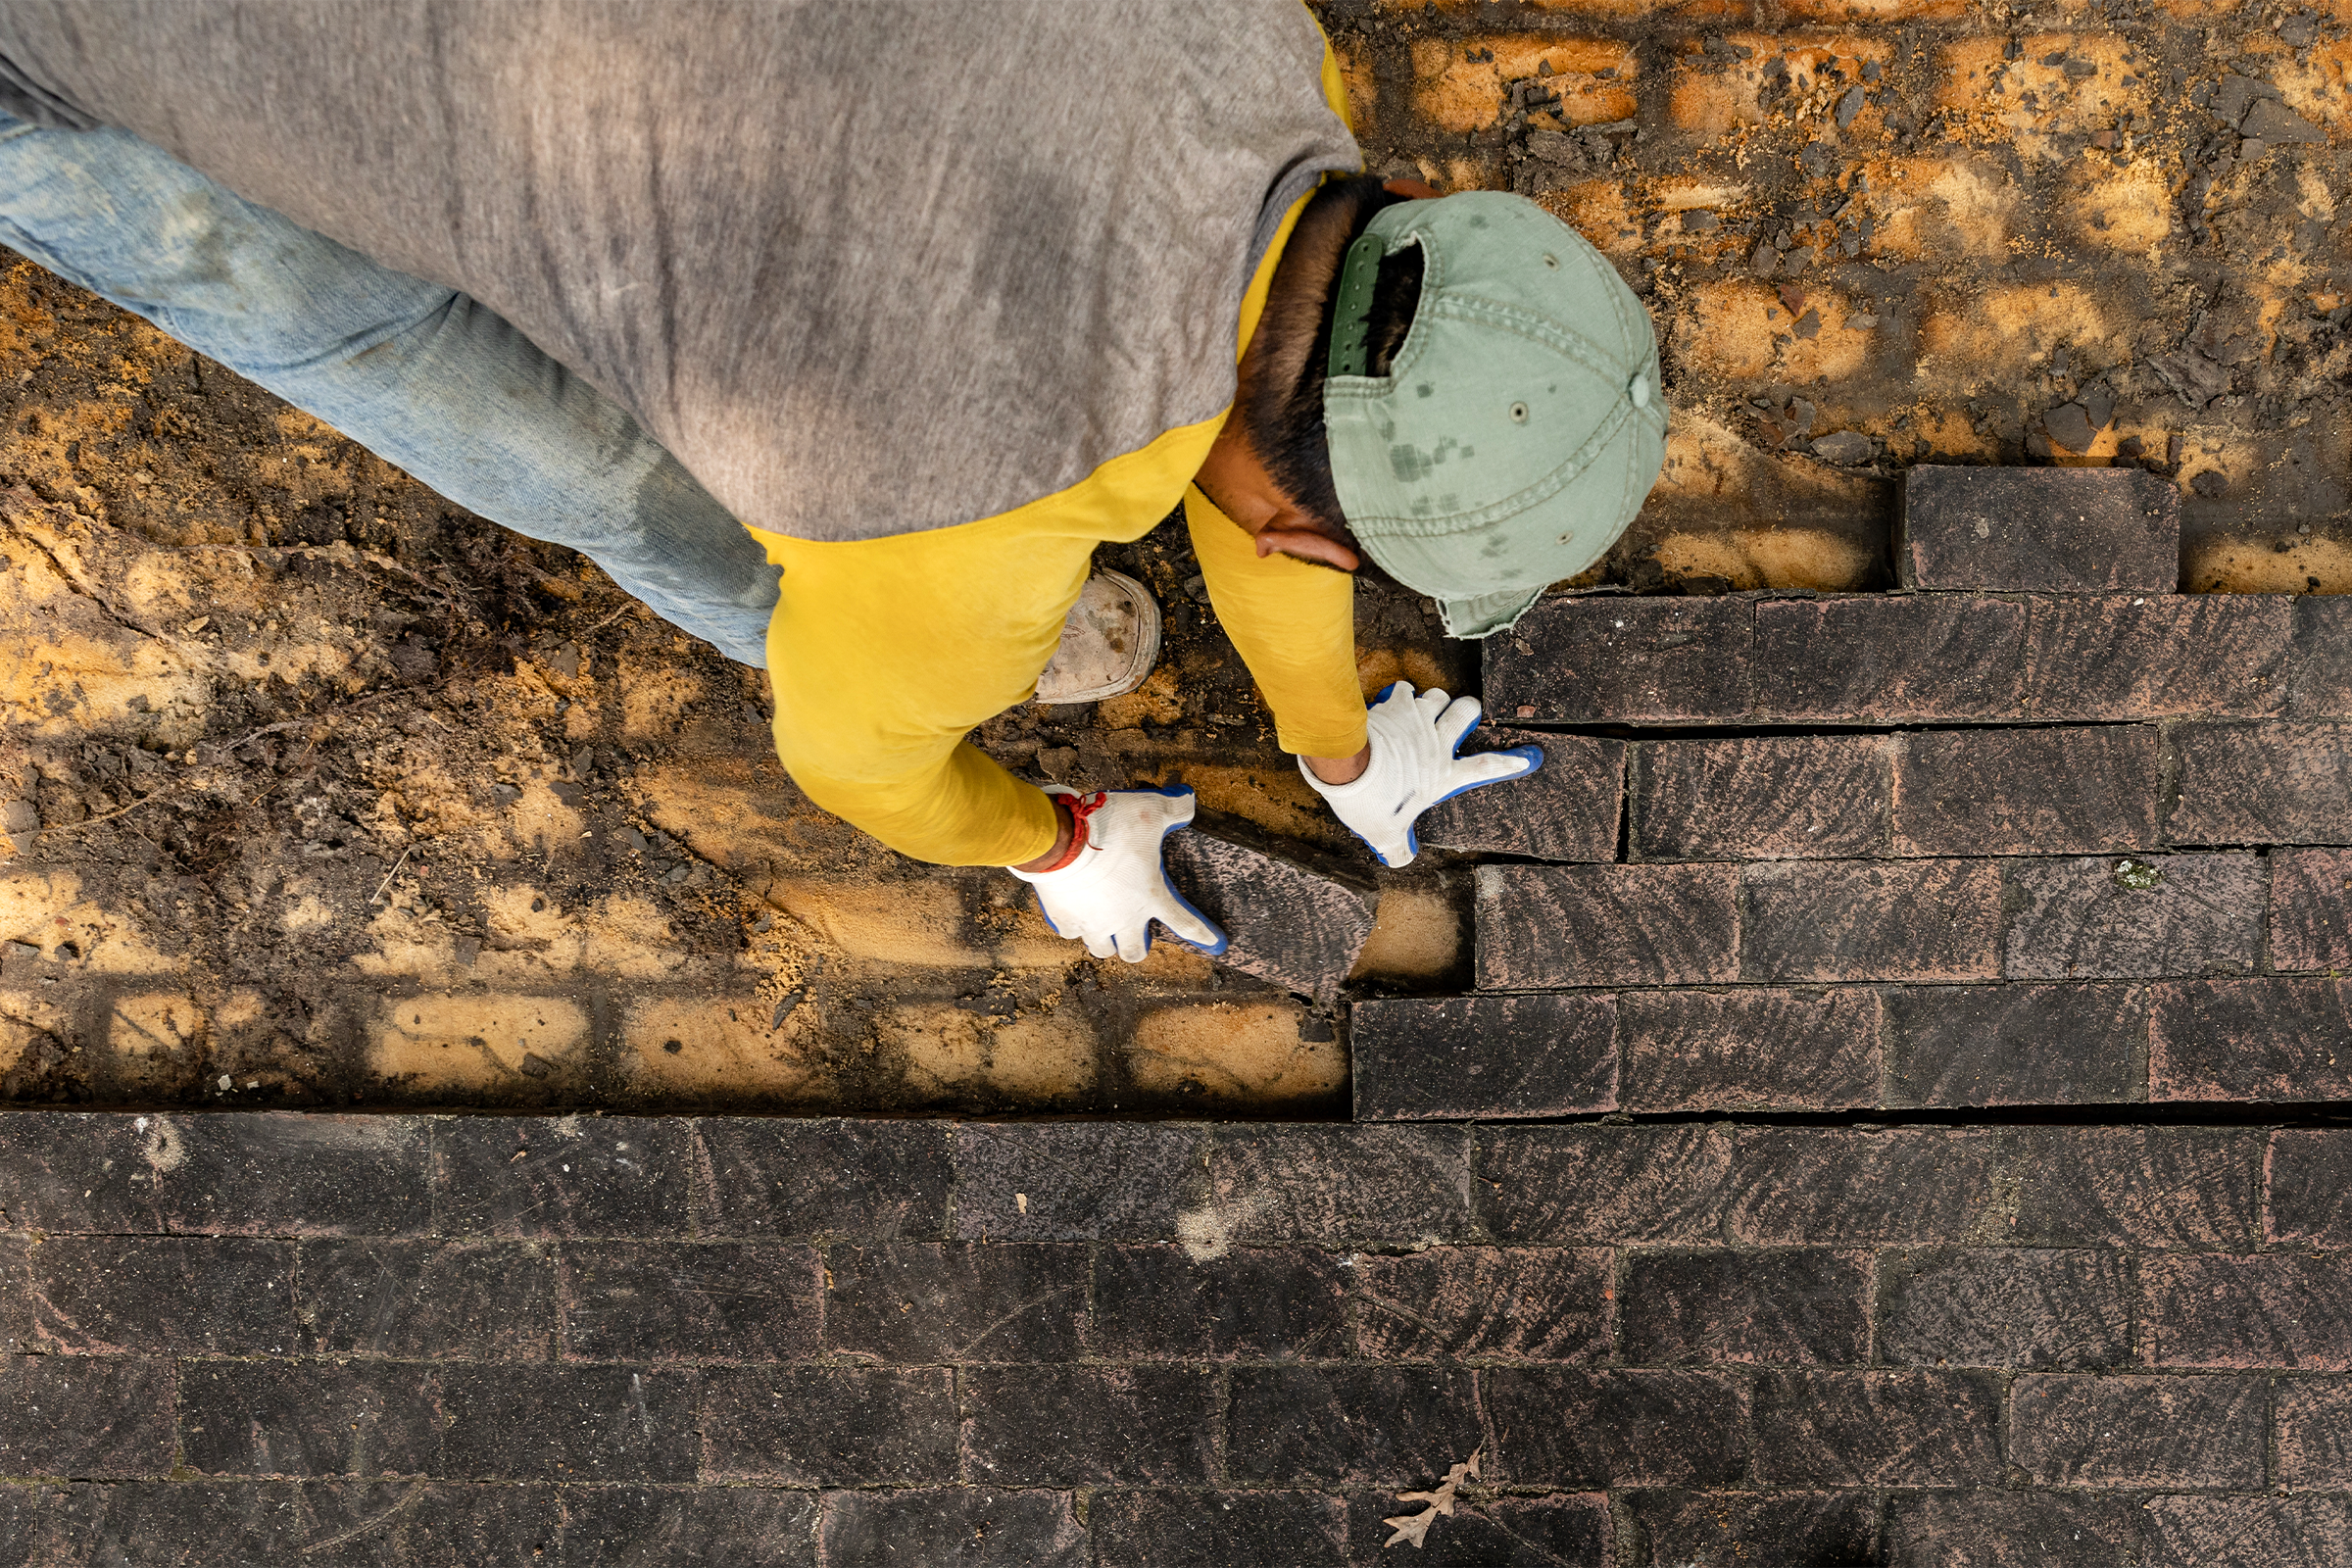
[1629,371,1651,408]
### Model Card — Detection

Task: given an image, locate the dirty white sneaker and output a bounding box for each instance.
[1033,569,1161,704]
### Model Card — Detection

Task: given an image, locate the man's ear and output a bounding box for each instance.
[1255,526,1360,572]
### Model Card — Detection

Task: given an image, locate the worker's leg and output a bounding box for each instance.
[0,114,778,665]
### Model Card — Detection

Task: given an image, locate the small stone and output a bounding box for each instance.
[1835,85,1866,130]
[2191,471,2229,498]
[2044,404,2097,453]
[1792,309,1821,339]
[1810,431,1873,466]
[2242,97,2327,145]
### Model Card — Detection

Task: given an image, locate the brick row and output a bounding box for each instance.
[1486,593,2352,725]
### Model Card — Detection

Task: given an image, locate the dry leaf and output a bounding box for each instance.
[1382,1447,1481,1550]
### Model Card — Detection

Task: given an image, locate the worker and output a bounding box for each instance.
[0,1,1665,962]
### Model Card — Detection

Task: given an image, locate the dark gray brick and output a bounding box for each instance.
[1476,863,1740,987]
[2270,847,2352,972]
[1892,726,2162,855]
[2287,595,2352,718]
[1477,1126,1733,1246]
[961,1365,1216,1487]
[693,1118,951,1240]
[1628,1490,1877,1568]
[0,1486,25,1568]
[1727,1129,1998,1246]
[28,1236,293,1354]
[1743,859,2002,982]
[2169,720,2352,845]
[42,1480,558,1566]
[1899,463,2179,592]
[1631,734,1890,860]
[823,1243,1083,1364]
[1159,825,1376,1001]
[2004,854,2265,979]
[1352,1247,1610,1362]
[1418,728,1623,861]
[1485,1368,1748,1487]
[1342,1492,1610,1563]
[1620,1249,1870,1366]
[299,1239,556,1360]
[2142,1253,2352,1369]
[2022,594,2293,719]
[1205,1126,1470,1248]
[1884,983,2147,1107]
[2277,1379,2352,1486]
[0,1111,165,1233]
[2269,1130,2352,1247]
[1091,1246,1350,1361]
[2010,1373,2266,1486]
[703,1366,956,1485]
[0,1355,173,1478]
[1617,988,1882,1111]
[1086,1491,1348,1568]
[818,1488,1079,1568]
[1885,1490,2152,1568]
[2144,1496,2351,1568]
[439,1364,698,1482]
[560,1242,820,1363]
[1227,1365,1482,1486]
[953,1123,1203,1242]
[1485,596,1752,723]
[1878,1249,2131,1369]
[177,1359,437,1478]
[0,1236,23,1354]
[2003,1127,2263,1250]
[559,1486,819,1565]
[1754,1370,2003,1485]
[432,1116,691,1239]
[162,1113,430,1237]
[1350,994,1617,1120]
[2149,978,2352,1102]
[1752,596,2026,722]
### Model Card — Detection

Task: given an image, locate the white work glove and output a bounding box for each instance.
[1300,681,1544,867]
[1007,785,1229,962]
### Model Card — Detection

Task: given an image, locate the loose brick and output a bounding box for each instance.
[693,1118,952,1240]
[2003,1128,2262,1250]
[2144,1496,2352,1568]
[962,1365,1216,1487]
[1484,596,1752,724]
[28,1237,292,1355]
[439,1364,698,1482]
[2142,1253,2352,1369]
[2270,1130,2352,1246]
[2021,596,2293,719]
[953,1123,1203,1242]
[1626,1491,1877,1568]
[562,1488,819,1564]
[2270,848,2352,971]
[1743,859,2001,981]
[1093,1246,1349,1362]
[1885,983,2146,1107]
[1418,728,1623,860]
[1753,1370,2003,1485]
[0,1355,173,1479]
[431,1116,691,1239]
[1892,727,2162,856]
[1086,1491,1347,1568]
[2010,1373,2266,1487]
[0,1112,163,1233]
[1227,1366,1482,1487]
[1204,1126,1470,1248]
[299,1240,556,1360]
[819,1488,1082,1568]
[1160,824,1376,1001]
[1884,1490,2153,1568]
[177,1359,436,1478]
[2004,854,2264,980]
[2168,720,2352,845]
[162,1113,430,1238]
[1900,465,2180,592]
[1349,994,1617,1121]
[562,1242,820,1363]
[1618,987,1883,1111]
[824,1243,1083,1364]
[1477,1126,1733,1245]
[1476,863,1740,987]
[1878,1249,2130,1369]
[703,1367,957,1485]
[1727,1129,1997,1246]
[1485,1368,1749,1487]
[2278,1379,2352,1486]
[1631,735,1890,860]
[1352,1247,1610,1363]
[2149,978,2352,1102]
[2287,594,2352,718]
[1341,1492,1610,1562]
[1621,1249,1870,1366]
[1751,596,2025,722]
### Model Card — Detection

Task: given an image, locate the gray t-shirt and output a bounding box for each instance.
[0,0,1358,540]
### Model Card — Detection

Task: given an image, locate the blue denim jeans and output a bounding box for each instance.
[0,113,779,665]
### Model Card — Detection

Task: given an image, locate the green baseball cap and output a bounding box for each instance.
[1322,191,1667,638]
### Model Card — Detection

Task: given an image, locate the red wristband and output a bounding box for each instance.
[1034,792,1102,873]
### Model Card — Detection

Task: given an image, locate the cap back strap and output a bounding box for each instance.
[1325,230,1387,380]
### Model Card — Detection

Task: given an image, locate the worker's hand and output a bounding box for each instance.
[1007,786,1229,963]
[1300,682,1544,867]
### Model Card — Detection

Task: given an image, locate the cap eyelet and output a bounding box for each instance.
[1542,253,1559,269]
[1509,402,1530,423]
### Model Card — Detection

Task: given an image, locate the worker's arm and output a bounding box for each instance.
[1185,484,1368,759]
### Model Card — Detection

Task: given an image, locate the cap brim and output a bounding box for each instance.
[1436,584,1545,639]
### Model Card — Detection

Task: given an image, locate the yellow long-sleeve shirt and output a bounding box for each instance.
[748,43,1366,867]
